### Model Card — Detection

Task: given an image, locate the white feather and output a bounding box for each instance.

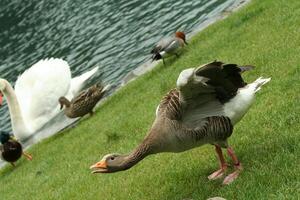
[6,58,98,140]
[224,77,271,124]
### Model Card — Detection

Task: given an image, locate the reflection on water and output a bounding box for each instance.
[0,0,246,161]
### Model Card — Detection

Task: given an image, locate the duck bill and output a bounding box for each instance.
[0,91,3,106]
[60,103,63,110]
[90,161,109,173]
[184,40,188,45]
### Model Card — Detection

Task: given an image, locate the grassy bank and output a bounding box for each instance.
[1,0,300,199]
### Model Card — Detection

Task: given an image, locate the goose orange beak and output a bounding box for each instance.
[90,160,108,173]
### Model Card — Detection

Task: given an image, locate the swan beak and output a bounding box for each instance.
[90,161,108,173]
[0,91,3,106]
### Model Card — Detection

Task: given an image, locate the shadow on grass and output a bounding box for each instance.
[0,160,22,178]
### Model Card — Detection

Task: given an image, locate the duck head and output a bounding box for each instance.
[0,131,11,144]
[90,153,129,173]
[175,31,188,45]
[58,97,70,110]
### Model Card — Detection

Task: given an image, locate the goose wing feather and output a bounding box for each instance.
[158,61,252,130]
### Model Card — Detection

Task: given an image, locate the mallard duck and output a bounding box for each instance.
[0,131,32,166]
[59,83,110,118]
[151,31,188,65]
[90,61,271,185]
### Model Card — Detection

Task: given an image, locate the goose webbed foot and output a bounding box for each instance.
[208,165,228,180]
[222,146,243,185]
[208,145,228,180]
[222,163,242,185]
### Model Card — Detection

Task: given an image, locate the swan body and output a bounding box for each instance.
[0,58,98,141]
[91,61,270,185]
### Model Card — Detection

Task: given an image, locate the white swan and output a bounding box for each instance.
[0,58,98,141]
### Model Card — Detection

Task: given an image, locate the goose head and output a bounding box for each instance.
[58,97,70,110]
[90,153,129,173]
[175,31,188,45]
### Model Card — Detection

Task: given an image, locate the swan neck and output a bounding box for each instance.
[2,80,28,138]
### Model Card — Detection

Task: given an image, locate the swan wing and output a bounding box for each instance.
[15,58,71,131]
[70,66,99,97]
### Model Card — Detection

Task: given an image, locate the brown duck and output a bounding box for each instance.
[59,83,110,118]
[0,131,32,166]
[90,61,271,185]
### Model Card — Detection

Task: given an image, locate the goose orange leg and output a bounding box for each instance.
[208,145,228,180]
[222,146,243,185]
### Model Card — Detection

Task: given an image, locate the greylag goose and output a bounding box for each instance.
[0,131,32,166]
[90,61,271,185]
[59,83,110,118]
[151,31,188,65]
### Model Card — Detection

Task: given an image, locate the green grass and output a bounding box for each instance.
[1,0,300,199]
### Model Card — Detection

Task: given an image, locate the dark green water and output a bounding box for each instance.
[0,0,239,133]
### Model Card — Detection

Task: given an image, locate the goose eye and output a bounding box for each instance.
[110,157,115,161]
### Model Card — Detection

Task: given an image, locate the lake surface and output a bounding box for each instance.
[0,0,242,135]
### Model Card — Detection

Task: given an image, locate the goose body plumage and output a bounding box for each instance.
[91,61,270,184]
[59,83,110,118]
[0,58,98,141]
